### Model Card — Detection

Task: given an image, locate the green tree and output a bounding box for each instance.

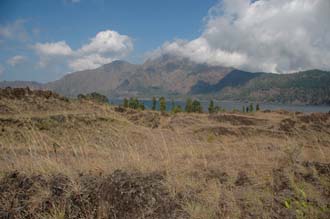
[172,105,182,113]
[159,96,166,112]
[77,94,85,100]
[256,103,260,111]
[139,102,145,110]
[185,98,193,113]
[129,97,139,109]
[171,98,175,112]
[89,92,108,103]
[242,105,245,113]
[192,100,203,113]
[208,100,215,114]
[249,103,254,112]
[78,92,108,103]
[123,98,129,108]
[152,96,157,110]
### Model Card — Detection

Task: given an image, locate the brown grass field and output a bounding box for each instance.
[0,87,329,219]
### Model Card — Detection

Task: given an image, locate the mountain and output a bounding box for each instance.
[46,55,233,98]
[46,60,139,97]
[1,55,330,105]
[214,69,330,105]
[190,70,263,94]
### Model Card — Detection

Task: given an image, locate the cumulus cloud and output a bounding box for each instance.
[7,55,26,66]
[151,0,330,73]
[79,30,133,56]
[34,41,73,56]
[33,29,133,71]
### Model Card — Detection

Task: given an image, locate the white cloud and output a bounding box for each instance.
[78,30,133,56]
[151,0,330,73]
[7,55,27,66]
[69,54,114,71]
[0,19,29,41]
[33,29,133,71]
[34,41,73,56]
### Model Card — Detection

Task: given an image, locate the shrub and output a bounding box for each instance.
[139,102,145,110]
[77,92,108,103]
[128,97,140,109]
[123,98,129,108]
[249,103,254,112]
[172,105,182,113]
[159,97,166,112]
[152,97,157,110]
[208,100,215,114]
[192,100,203,113]
[185,98,193,113]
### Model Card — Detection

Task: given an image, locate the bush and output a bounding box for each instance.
[128,97,140,109]
[139,102,145,110]
[208,100,215,114]
[159,97,166,112]
[249,103,254,112]
[152,97,157,110]
[77,92,109,103]
[123,98,129,108]
[172,105,182,113]
[192,100,203,113]
[125,97,145,110]
[185,98,193,113]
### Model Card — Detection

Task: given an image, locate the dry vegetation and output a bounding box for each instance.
[0,87,330,219]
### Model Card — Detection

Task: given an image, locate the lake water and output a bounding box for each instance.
[109,99,330,113]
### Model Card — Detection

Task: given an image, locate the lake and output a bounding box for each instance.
[109,99,330,113]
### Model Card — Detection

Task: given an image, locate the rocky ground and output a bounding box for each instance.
[0,87,330,219]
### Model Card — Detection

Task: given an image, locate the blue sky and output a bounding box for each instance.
[1,0,329,82]
[0,0,216,82]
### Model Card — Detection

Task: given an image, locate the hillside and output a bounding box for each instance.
[0,87,330,218]
[214,70,330,105]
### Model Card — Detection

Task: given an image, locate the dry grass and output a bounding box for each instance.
[0,89,330,218]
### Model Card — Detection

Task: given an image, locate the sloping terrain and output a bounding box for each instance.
[0,88,330,218]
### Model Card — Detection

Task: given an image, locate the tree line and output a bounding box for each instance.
[76,92,261,113]
[122,96,260,114]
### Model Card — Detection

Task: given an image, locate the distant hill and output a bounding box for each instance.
[0,81,44,90]
[1,55,330,105]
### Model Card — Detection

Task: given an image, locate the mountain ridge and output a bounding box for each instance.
[1,56,330,105]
